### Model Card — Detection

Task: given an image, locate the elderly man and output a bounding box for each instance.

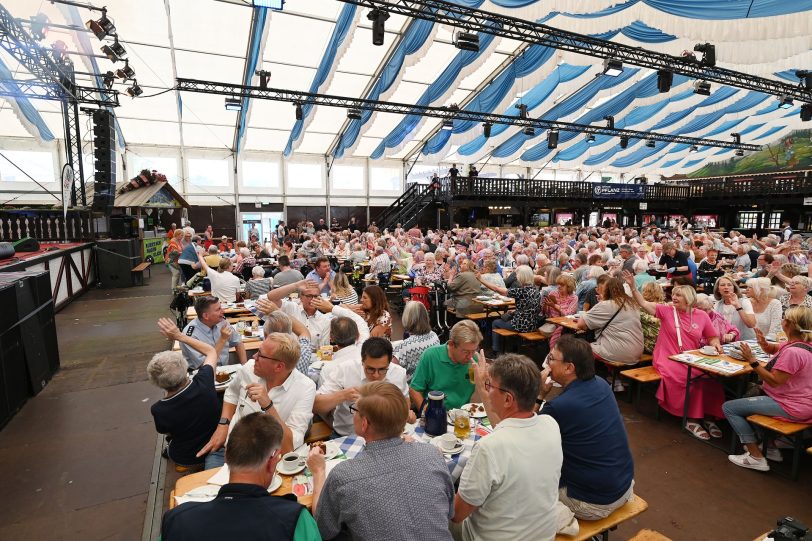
[368,245,391,277]
[311,297,369,366]
[181,296,246,369]
[314,337,411,437]
[453,354,566,541]
[178,234,203,281]
[305,256,335,296]
[617,244,636,274]
[308,381,454,541]
[409,320,482,410]
[198,332,316,469]
[267,280,331,348]
[536,335,635,522]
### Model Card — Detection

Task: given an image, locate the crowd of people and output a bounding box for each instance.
[151,218,812,540]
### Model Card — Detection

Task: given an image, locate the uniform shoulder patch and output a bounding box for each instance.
[185,325,195,336]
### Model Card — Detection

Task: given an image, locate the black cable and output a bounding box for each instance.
[134,87,177,98]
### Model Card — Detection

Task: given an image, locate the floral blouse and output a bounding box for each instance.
[507,286,541,333]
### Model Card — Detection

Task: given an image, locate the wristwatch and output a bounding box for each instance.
[261,399,274,413]
[218,417,230,426]
[735,307,743,311]
[749,361,760,369]
[535,397,545,406]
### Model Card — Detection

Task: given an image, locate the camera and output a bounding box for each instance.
[769,517,808,541]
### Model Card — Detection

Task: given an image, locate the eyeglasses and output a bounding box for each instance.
[300,293,319,299]
[348,403,359,414]
[255,352,284,364]
[484,379,510,394]
[363,365,389,376]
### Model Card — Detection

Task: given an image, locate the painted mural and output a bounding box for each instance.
[688,129,812,178]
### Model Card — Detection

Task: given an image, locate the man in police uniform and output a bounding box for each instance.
[181,296,246,369]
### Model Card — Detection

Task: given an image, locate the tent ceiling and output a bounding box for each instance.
[0,0,811,176]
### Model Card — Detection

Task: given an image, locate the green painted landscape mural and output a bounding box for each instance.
[688,129,812,177]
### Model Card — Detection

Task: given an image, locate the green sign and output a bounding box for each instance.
[143,237,164,263]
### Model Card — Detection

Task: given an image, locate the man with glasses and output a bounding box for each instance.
[307,381,454,541]
[267,279,331,348]
[197,333,316,469]
[536,335,634,523]
[161,413,321,541]
[181,296,246,369]
[314,337,410,437]
[452,353,567,541]
[409,320,482,410]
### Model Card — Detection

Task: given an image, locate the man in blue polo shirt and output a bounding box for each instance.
[536,334,635,522]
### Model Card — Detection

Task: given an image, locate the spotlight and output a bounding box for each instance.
[801,104,812,122]
[731,132,741,144]
[603,58,623,77]
[547,129,559,149]
[294,102,303,120]
[778,95,793,109]
[347,108,362,120]
[30,13,49,41]
[693,80,711,96]
[646,139,655,148]
[51,41,69,63]
[689,145,698,153]
[586,134,595,144]
[516,103,528,119]
[619,135,628,149]
[441,119,453,131]
[454,31,480,52]
[126,79,143,97]
[523,126,535,136]
[101,35,127,63]
[796,70,812,91]
[102,71,115,90]
[735,149,744,157]
[225,97,242,111]
[604,115,614,130]
[86,8,116,41]
[255,69,271,89]
[252,0,285,8]
[115,60,135,80]
[483,122,492,138]
[694,43,716,67]
[657,70,673,93]
[368,9,389,46]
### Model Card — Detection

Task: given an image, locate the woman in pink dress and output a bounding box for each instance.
[542,274,578,349]
[624,272,725,441]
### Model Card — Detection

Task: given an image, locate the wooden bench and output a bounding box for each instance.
[621,366,661,417]
[305,419,333,444]
[131,261,152,286]
[597,353,654,394]
[555,495,649,541]
[628,529,672,541]
[746,414,811,480]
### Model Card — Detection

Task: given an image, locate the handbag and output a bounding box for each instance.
[584,304,623,343]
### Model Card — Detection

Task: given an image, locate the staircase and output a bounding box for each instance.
[375,183,436,230]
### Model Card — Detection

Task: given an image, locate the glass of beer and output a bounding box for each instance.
[454,409,471,439]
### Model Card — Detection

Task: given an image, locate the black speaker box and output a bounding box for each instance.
[13,237,40,252]
[97,238,138,257]
[0,326,27,429]
[97,240,140,288]
[0,271,51,321]
[0,242,14,259]
[110,215,138,239]
[91,109,117,215]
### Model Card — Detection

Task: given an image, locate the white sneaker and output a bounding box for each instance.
[728,452,770,471]
[613,379,625,392]
[765,447,784,463]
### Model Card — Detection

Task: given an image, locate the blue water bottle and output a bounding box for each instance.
[423,391,447,437]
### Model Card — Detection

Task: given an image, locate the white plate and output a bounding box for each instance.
[430,435,464,455]
[310,440,341,460]
[267,474,283,493]
[276,460,306,476]
[461,403,488,419]
[214,372,234,387]
[699,348,718,356]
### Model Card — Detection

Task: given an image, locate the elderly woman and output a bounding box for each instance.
[660,241,691,279]
[640,282,665,354]
[148,317,227,470]
[633,258,655,292]
[745,277,782,338]
[245,266,272,300]
[778,275,812,315]
[444,259,481,316]
[723,306,812,471]
[695,293,740,346]
[392,301,440,380]
[232,247,256,275]
[479,258,506,291]
[625,273,725,441]
[713,276,757,341]
[542,274,577,349]
[479,265,540,354]
[411,251,443,285]
[576,276,643,366]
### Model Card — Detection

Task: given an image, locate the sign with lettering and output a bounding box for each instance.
[592,183,645,200]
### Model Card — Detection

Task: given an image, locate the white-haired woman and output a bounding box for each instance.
[778,275,812,315]
[148,318,228,470]
[393,301,440,380]
[478,265,540,354]
[245,265,273,300]
[713,276,757,341]
[745,277,782,338]
[633,258,655,292]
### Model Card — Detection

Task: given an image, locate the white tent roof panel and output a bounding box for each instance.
[249,99,301,130]
[265,15,335,69]
[334,27,397,77]
[243,127,290,152]
[117,118,181,146]
[169,1,249,57]
[353,136,384,157]
[181,122,232,149]
[296,132,336,154]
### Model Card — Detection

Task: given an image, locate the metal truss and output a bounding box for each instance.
[176,78,762,151]
[338,0,812,104]
[0,79,120,107]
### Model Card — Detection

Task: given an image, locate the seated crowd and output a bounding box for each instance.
[151,219,812,540]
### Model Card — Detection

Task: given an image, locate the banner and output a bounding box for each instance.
[592,183,645,200]
[143,237,164,263]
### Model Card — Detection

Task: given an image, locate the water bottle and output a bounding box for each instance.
[423,391,447,437]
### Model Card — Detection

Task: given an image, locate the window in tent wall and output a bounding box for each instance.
[241,160,280,190]
[371,165,404,191]
[737,211,759,229]
[187,157,229,189]
[0,150,55,184]
[766,212,783,229]
[286,162,323,191]
[331,164,364,192]
[129,154,181,188]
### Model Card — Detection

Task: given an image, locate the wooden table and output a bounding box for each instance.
[391,273,411,281]
[546,315,580,331]
[186,305,254,320]
[172,334,262,351]
[169,467,313,510]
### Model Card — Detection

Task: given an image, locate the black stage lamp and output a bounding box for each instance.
[441,119,454,131]
[731,132,741,144]
[126,79,142,97]
[347,108,362,120]
[102,71,115,90]
[523,126,535,136]
[87,8,116,41]
[516,103,528,119]
[694,43,716,67]
[604,115,614,130]
[547,129,559,149]
[295,102,303,120]
[778,95,793,109]
[603,58,623,77]
[657,70,673,93]
[619,135,628,149]
[225,97,242,111]
[693,80,711,96]
[454,31,480,52]
[368,9,389,46]
[689,145,698,153]
[796,70,812,91]
[115,59,134,80]
[101,35,126,63]
[483,122,492,138]
[801,104,812,122]
[255,69,271,89]
[30,13,49,41]
[646,139,655,148]
[735,149,744,157]
[586,134,595,144]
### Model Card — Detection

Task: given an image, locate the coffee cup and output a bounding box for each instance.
[280,452,305,472]
[439,433,458,451]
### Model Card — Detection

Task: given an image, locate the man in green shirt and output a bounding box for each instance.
[410,320,483,410]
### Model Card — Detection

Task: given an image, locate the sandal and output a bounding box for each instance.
[705,421,723,439]
[686,421,710,441]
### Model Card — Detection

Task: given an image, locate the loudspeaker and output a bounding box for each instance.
[97,238,138,257]
[97,239,139,288]
[0,242,14,259]
[12,237,40,252]
[0,326,27,429]
[91,109,117,214]
[110,215,138,239]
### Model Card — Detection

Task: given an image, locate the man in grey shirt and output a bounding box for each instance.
[273,255,304,287]
[307,381,454,541]
[180,296,246,368]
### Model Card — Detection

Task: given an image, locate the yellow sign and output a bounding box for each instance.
[143,237,164,263]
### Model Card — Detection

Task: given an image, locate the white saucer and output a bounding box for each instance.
[267,474,283,493]
[214,372,234,387]
[276,461,306,475]
[430,436,464,455]
[461,403,487,419]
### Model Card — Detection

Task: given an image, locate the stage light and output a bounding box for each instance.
[604,115,614,130]
[657,70,673,93]
[86,8,116,41]
[295,102,303,120]
[347,108,362,120]
[694,43,716,67]
[441,119,453,131]
[454,31,479,52]
[731,132,741,145]
[101,35,127,63]
[253,0,285,9]
[516,103,528,119]
[225,97,242,111]
[735,149,744,157]
[778,95,793,109]
[689,145,698,153]
[30,13,49,41]
[102,71,115,90]
[796,70,812,91]
[368,9,389,46]
[483,122,492,138]
[603,58,623,77]
[51,41,68,63]
[586,134,595,144]
[619,135,628,149]
[693,80,711,96]
[255,69,271,89]
[126,79,142,97]
[523,126,535,136]
[801,104,812,122]
[115,60,134,80]
[646,139,655,148]
[548,129,559,149]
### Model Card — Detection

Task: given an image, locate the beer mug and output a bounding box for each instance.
[453,409,471,439]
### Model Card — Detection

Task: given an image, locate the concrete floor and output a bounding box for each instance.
[0,264,809,540]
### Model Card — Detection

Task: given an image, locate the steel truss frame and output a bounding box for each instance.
[338,0,812,104]
[176,77,762,151]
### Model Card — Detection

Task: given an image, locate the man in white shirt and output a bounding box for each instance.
[198,332,316,470]
[310,297,370,370]
[314,337,411,437]
[267,280,331,348]
[196,250,241,302]
[453,353,570,541]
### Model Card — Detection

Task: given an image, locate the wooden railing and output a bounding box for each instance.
[0,210,93,242]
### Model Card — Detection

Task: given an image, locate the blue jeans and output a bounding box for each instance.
[204,448,225,470]
[722,396,792,444]
[491,318,515,353]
